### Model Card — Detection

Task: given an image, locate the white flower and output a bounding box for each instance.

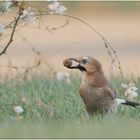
[56,71,70,84]
[48,1,67,15]
[0,23,6,35]
[122,82,138,101]
[13,106,24,114]
[19,7,37,25]
[3,0,12,12]
[55,5,67,15]
[121,83,129,88]
[48,2,60,11]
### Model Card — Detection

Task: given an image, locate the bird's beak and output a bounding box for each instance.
[70,58,80,62]
[67,58,86,71]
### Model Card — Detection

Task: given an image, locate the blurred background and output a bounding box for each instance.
[0,1,140,77]
[0,2,140,138]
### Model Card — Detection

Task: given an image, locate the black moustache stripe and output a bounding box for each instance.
[68,64,86,72]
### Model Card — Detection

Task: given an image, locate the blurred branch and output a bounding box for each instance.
[0,1,25,56]
[0,1,18,16]
[43,13,124,82]
[0,61,41,70]
[20,18,69,33]
[0,59,42,86]
[15,31,41,55]
[0,5,125,83]
[39,13,125,83]
[0,12,21,56]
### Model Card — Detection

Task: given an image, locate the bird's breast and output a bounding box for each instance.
[79,84,115,114]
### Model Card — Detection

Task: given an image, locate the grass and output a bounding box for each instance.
[0,72,140,138]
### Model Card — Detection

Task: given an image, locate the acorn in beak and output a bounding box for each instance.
[63,58,86,71]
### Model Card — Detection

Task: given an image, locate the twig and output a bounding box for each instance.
[38,13,124,83]
[0,14,21,56]
[62,14,124,83]
[0,1,25,55]
[15,31,41,55]
[0,7,125,83]
[0,1,18,16]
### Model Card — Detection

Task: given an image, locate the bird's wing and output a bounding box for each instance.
[98,86,116,100]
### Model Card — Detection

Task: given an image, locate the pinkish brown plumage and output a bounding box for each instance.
[64,56,139,115]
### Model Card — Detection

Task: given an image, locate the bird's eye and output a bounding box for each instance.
[82,59,87,64]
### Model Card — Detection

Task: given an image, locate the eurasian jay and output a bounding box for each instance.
[63,56,139,115]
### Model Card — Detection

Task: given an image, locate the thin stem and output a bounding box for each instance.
[59,14,124,82]
[1,8,125,83]
[50,13,124,82]
[0,14,21,55]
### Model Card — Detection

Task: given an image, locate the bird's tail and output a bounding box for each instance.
[121,101,139,108]
[115,99,139,108]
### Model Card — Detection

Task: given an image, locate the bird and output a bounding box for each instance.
[63,56,139,115]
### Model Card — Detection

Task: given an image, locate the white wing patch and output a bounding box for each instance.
[115,98,126,106]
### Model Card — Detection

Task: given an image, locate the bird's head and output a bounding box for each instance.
[63,56,102,74]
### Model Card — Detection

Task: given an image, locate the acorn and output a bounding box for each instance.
[63,58,72,67]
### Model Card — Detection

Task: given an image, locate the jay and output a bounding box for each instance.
[63,56,139,115]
